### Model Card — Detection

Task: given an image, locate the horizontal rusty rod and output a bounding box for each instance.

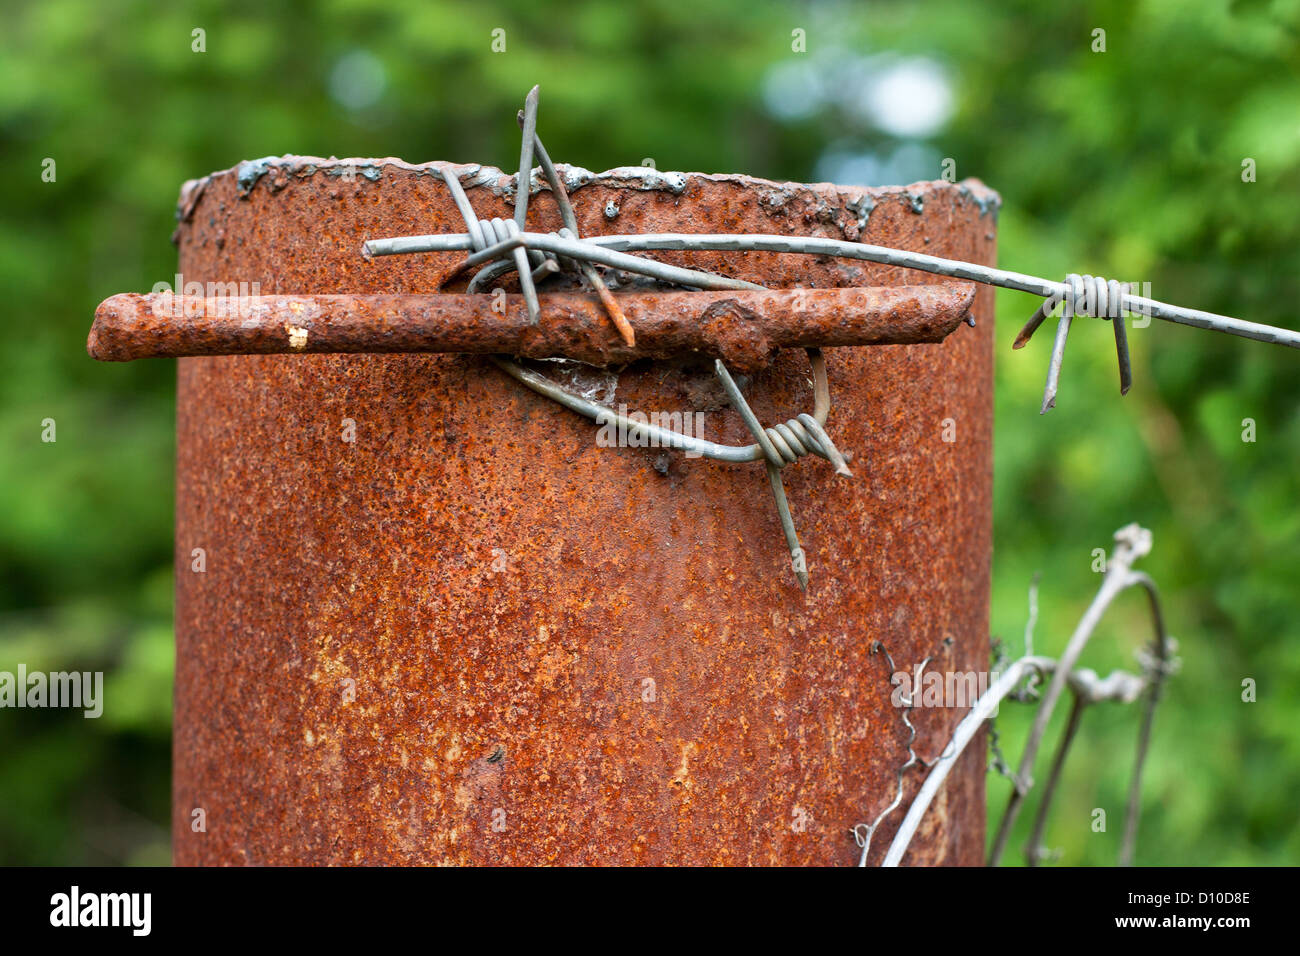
[87,284,975,371]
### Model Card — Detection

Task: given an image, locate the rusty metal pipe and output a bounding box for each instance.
[88,284,974,371]
[157,157,995,866]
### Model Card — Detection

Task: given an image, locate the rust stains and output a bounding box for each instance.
[168,163,996,866]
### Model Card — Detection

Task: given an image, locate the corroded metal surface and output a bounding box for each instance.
[171,157,997,866]
[88,284,975,370]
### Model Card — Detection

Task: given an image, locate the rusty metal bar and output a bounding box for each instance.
[88,283,975,371]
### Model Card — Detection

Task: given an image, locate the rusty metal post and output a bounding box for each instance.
[168,157,996,865]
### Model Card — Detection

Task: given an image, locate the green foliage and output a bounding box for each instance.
[2,0,1297,864]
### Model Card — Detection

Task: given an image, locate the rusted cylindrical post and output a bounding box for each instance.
[170,158,996,865]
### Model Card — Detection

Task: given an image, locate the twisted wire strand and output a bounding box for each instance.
[467,243,558,293]
[1030,273,1137,411]
[366,230,1300,352]
[486,349,841,467]
[711,357,854,589]
[1060,273,1131,320]
[488,344,850,590]
[853,643,931,866]
[441,170,542,324]
[369,222,1300,409]
[768,414,836,467]
[435,229,766,292]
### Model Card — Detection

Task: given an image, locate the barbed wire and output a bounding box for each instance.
[361,84,1300,593]
[361,86,1300,590]
[363,89,1198,865]
[364,90,1300,417]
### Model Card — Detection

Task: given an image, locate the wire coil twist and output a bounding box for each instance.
[1058,273,1131,320]
[764,414,835,466]
[1015,273,1138,411]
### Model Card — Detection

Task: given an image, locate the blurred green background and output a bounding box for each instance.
[2,0,1297,865]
